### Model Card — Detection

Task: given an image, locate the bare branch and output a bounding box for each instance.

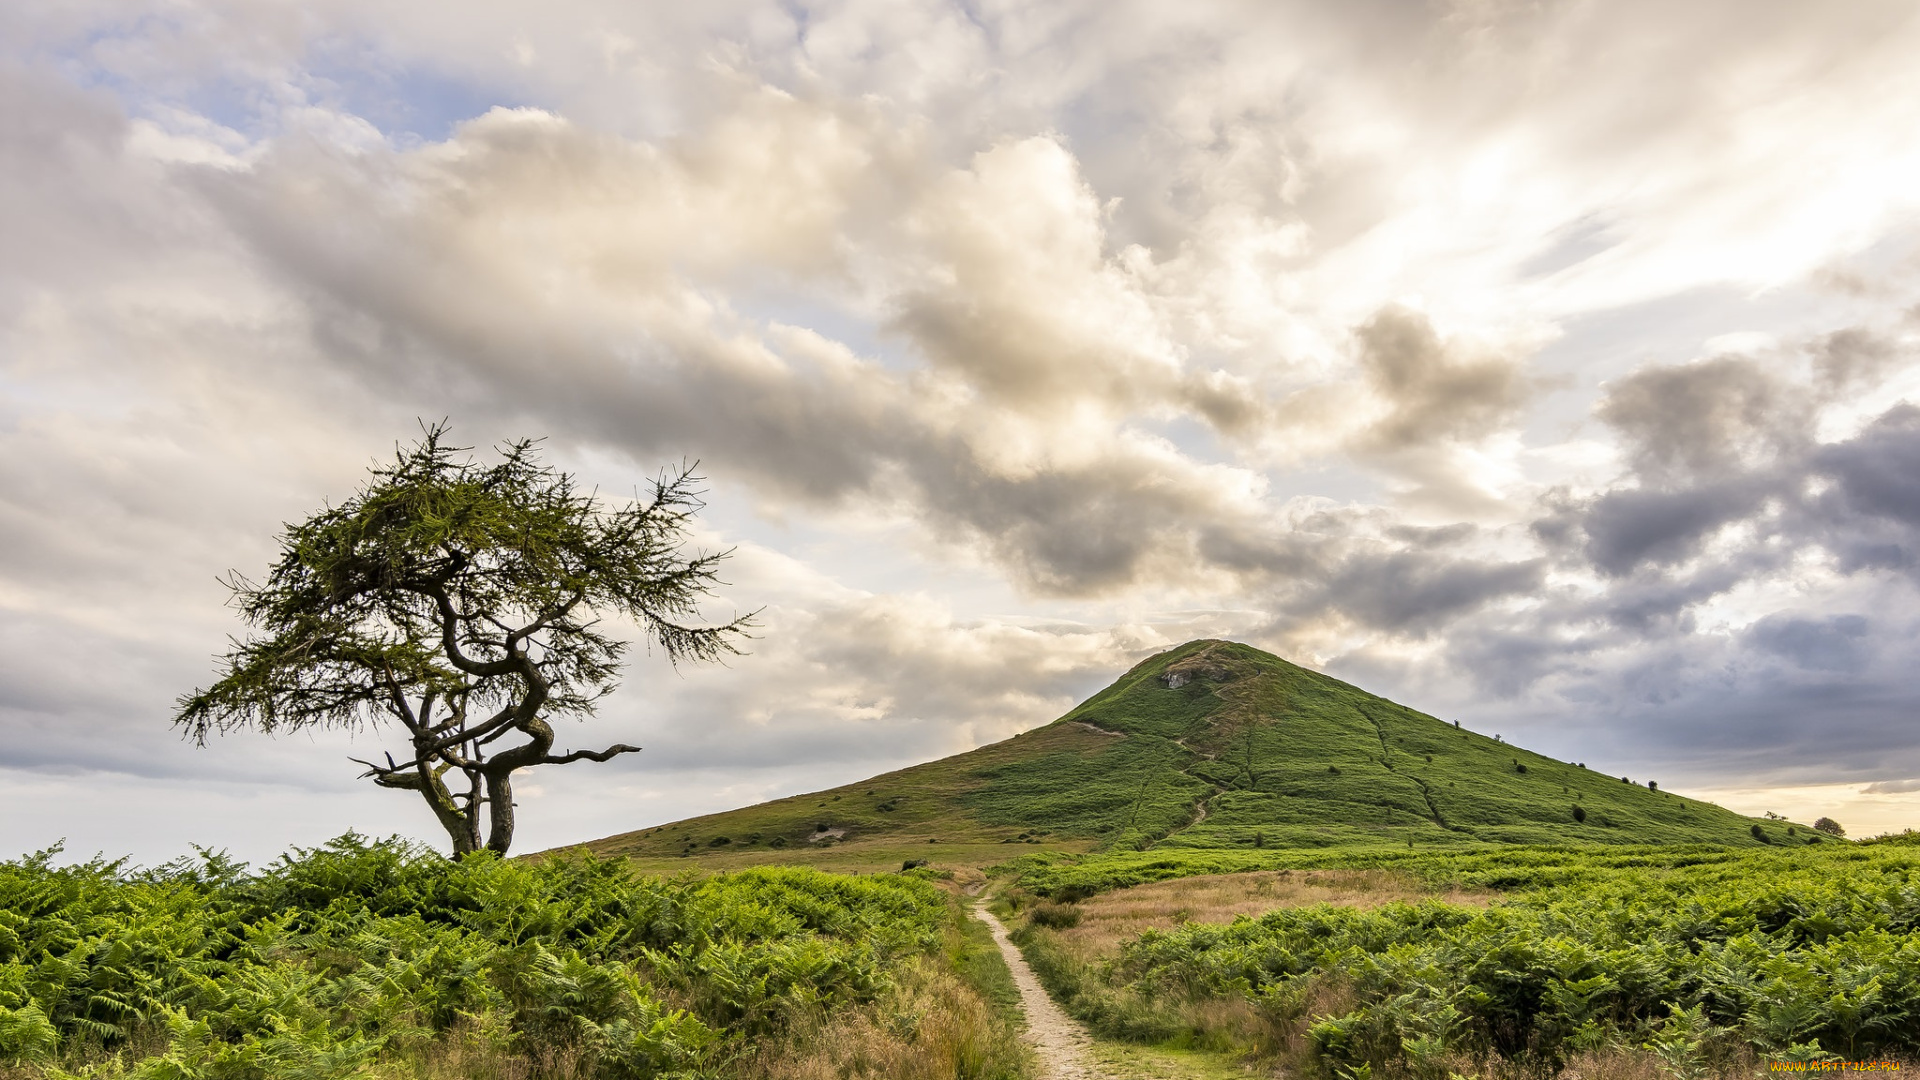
[541,743,642,766]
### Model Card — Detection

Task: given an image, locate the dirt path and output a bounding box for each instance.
[971,901,1110,1080]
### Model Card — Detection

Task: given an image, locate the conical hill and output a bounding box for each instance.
[583,640,1800,862]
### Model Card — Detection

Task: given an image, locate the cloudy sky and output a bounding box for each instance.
[7,0,1920,865]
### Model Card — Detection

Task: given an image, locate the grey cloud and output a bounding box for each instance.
[1596,355,1807,482]
[0,62,195,309]
[1317,552,1544,635]
[1355,305,1531,452]
[1589,562,1758,633]
[1421,596,1920,786]
[1580,479,1777,575]
[1198,511,1545,637]
[1745,613,1870,673]
[1815,405,1920,529]
[1863,778,1920,794]
[1567,332,1916,578]
[1812,327,1899,392]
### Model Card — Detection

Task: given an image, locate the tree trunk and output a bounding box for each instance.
[411,760,482,857]
[484,769,516,855]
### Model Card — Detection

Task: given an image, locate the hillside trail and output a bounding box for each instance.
[970,899,1112,1080]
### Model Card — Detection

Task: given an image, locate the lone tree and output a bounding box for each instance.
[1813,816,1846,837]
[175,426,753,856]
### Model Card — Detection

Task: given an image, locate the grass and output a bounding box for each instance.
[1026,868,1493,954]
[1085,1040,1253,1079]
[575,721,1121,864]
[566,639,1810,870]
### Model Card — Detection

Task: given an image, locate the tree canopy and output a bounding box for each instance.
[176,425,753,855]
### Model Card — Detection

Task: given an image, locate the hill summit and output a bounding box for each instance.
[587,640,1795,861]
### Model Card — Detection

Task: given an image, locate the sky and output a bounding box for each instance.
[6,0,1920,866]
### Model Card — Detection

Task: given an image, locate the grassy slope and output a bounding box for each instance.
[580,720,1116,868]
[576,639,1800,868]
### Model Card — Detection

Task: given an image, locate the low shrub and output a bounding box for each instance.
[1027,902,1082,930]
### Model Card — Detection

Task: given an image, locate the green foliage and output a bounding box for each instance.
[1055,842,1920,1070]
[0,835,947,1078]
[1642,1003,1725,1080]
[0,1002,57,1064]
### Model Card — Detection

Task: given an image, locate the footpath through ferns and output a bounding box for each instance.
[0,835,1028,1079]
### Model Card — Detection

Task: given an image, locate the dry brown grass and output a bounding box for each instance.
[738,958,1029,1080]
[1055,868,1492,956]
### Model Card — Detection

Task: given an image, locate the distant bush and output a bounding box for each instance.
[768,836,788,848]
[1752,823,1769,842]
[1029,902,1082,929]
[1814,816,1846,837]
[1571,805,1587,823]
[1514,761,1528,774]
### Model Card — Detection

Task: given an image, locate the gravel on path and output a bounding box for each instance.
[971,900,1112,1080]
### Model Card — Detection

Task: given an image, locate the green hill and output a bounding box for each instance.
[582,640,1808,863]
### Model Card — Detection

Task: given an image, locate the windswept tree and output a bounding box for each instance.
[176,426,753,856]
